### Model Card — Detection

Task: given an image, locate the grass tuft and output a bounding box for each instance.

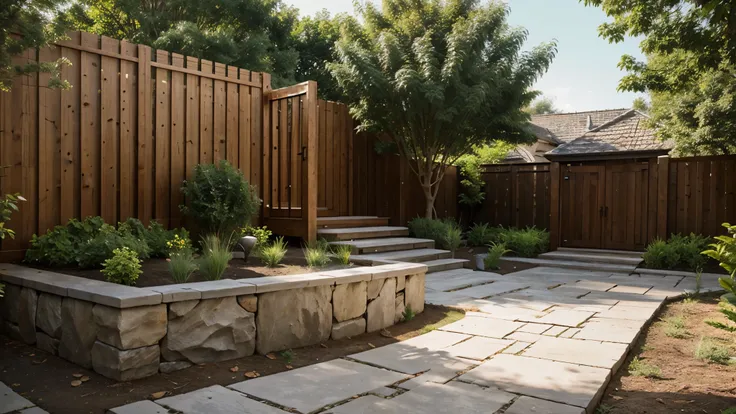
[663,315,690,338]
[628,356,663,379]
[330,244,352,265]
[260,237,287,268]
[695,336,733,365]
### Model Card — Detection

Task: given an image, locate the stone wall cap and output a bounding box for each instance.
[67,283,162,308]
[0,264,109,297]
[247,273,335,293]
[184,279,257,299]
[144,284,202,303]
[317,267,374,284]
[370,262,428,280]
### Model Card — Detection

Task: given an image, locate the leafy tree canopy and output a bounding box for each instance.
[525,96,559,114]
[329,0,556,217]
[632,96,649,112]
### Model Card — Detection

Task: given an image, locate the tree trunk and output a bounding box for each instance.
[419,170,436,219]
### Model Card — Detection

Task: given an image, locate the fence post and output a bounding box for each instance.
[303,80,318,242]
[136,44,153,225]
[549,161,561,250]
[657,155,669,240]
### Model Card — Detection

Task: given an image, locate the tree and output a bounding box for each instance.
[456,142,514,225]
[583,0,736,154]
[525,96,559,114]
[1,0,69,91]
[329,0,556,218]
[632,96,649,112]
[62,0,300,85]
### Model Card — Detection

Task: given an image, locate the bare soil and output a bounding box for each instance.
[0,305,463,414]
[454,246,538,275]
[599,294,736,414]
[31,248,348,287]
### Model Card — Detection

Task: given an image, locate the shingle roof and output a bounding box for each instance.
[530,108,630,143]
[546,110,672,156]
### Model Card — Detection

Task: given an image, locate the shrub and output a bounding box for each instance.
[304,243,330,268]
[26,216,106,266]
[181,160,261,236]
[695,336,732,364]
[331,244,352,265]
[168,250,198,283]
[197,234,232,281]
[77,225,151,268]
[408,217,461,250]
[644,233,709,271]
[0,193,25,240]
[443,226,463,256]
[260,237,288,268]
[466,223,502,247]
[101,247,142,286]
[484,242,511,270]
[242,226,272,250]
[499,226,549,258]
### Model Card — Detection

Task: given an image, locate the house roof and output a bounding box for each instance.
[530,108,630,143]
[546,109,672,156]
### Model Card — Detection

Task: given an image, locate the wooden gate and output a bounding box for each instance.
[604,162,651,250]
[262,81,318,241]
[560,165,605,248]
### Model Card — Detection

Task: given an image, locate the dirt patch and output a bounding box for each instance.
[638,261,728,275]
[0,305,463,414]
[29,247,349,287]
[598,294,736,414]
[454,246,538,275]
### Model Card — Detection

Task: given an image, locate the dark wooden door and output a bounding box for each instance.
[603,162,650,250]
[559,165,605,248]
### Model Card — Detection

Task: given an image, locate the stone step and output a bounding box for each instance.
[350,249,452,265]
[422,258,470,273]
[317,226,409,241]
[329,237,435,254]
[317,216,391,229]
[500,256,637,273]
[557,247,643,257]
[539,251,642,266]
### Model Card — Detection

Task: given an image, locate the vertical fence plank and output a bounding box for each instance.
[199,60,214,165]
[226,66,239,167]
[260,73,271,217]
[38,45,62,234]
[213,63,226,162]
[59,32,82,224]
[100,36,120,224]
[290,96,300,209]
[169,53,186,228]
[278,99,288,209]
[137,44,153,225]
[185,57,200,185]
[303,81,318,241]
[252,73,266,204]
[155,49,171,227]
[318,100,326,209]
[238,69,252,182]
[119,41,137,221]
[80,32,101,219]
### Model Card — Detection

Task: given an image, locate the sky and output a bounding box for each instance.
[285,0,646,112]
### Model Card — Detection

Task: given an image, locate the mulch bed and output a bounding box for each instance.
[453,246,539,275]
[598,294,736,414]
[0,305,464,414]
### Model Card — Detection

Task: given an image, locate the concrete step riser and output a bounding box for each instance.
[557,247,643,257]
[356,241,435,255]
[426,260,467,273]
[540,253,641,266]
[320,229,410,241]
[318,219,390,229]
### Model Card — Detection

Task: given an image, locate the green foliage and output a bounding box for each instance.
[168,250,198,284]
[402,305,416,322]
[197,234,232,281]
[443,226,463,256]
[466,223,501,247]
[329,0,556,217]
[1,0,70,91]
[304,242,330,268]
[484,242,511,271]
[119,218,189,258]
[632,97,649,112]
[101,247,142,286]
[180,161,261,236]
[280,349,294,364]
[722,407,736,414]
[456,143,515,209]
[702,223,736,279]
[242,226,273,250]
[0,193,25,240]
[662,315,690,339]
[77,224,150,268]
[628,356,663,379]
[524,96,559,115]
[408,218,461,250]
[643,233,710,271]
[695,336,733,365]
[260,237,287,268]
[499,227,549,258]
[330,244,352,266]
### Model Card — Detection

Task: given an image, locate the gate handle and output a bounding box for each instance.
[297,146,307,160]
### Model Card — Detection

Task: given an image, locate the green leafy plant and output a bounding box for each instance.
[330,244,352,265]
[628,356,663,379]
[443,226,463,257]
[77,224,151,268]
[408,218,461,250]
[467,223,501,247]
[180,160,261,236]
[101,247,142,286]
[402,305,416,322]
[644,233,709,271]
[260,237,288,268]
[702,223,736,332]
[197,234,232,281]
[168,250,198,283]
[0,193,25,240]
[484,242,511,270]
[499,226,550,258]
[304,241,330,268]
[280,349,294,364]
[695,336,733,364]
[722,407,736,414]
[242,226,273,250]
[117,218,189,258]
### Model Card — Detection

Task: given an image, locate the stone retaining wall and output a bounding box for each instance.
[0,263,426,381]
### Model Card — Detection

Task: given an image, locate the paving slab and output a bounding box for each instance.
[529,309,595,327]
[156,385,284,414]
[439,315,524,339]
[425,272,501,292]
[543,326,568,337]
[326,395,392,413]
[488,293,557,311]
[349,331,473,375]
[502,341,531,354]
[595,304,659,321]
[369,386,397,397]
[468,305,545,321]
[229,359,407,414]
[518,323,554,334]
[18,408,49,414]
[445,336,514,360]
[608,284,651,295]
[505,396,585,414]
[522,336,629,369]
[561,328,581,338]
[571,279,618,292]
[0,382,34,413]
[451,281,530,298]
[505,331,544,343]
[458,354,610,411]
[109,401,170,414]
[424,290,475,307]
[574,318,644,344]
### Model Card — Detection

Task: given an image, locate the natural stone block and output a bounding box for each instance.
[166,297,256,363]
[160,336,185,362]
[396,276,405,292]
[0,283,22,323]
[91,341,159,381]
[36,293,63,338]
[366,279,384,300]
[367,278,396,332]
[18,287,38,344]
[256,285,332,354]
[332,317,366,340]
[93,304,167,350]
[160,361,192,374]
[404,274,425,314]
[394,292,405,324]
[36,332,60,355]
[237,295,257,313]
[333,282,367,322]
[3,321,21,340]
[58,297,98,368]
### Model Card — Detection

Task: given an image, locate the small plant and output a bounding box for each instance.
[331,244,352,265]
[695,336,732,364]
[443,225,463,257]
[408,217,460,249]
[242,226,273,250]
[499,226,549,257]
[662,315,690,339]
[101,247,142,286]
[484,242,511,270]
[260,237,288,268]
[702,223,736,332]
[168,250,198,283]
[197,234,232,281]
[595,405,614,414]
[304,241,330,268]
[466,223,501,247]
[166,233,191,253]
[722,407,736,414]
[402,305,416,322]
[280,349,294,364]
[0,192,25,240]
[628,356,663,378]
[644,233,709,271]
